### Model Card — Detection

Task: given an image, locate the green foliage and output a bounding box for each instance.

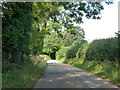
[57,37,118,63]
[2,55,48,88]
[58,2,112,26]
[86,37,118,61]
[2,2,61,62]
[58,58,119,85]
[43,25,85,59]
[57,36,119,85]
[29,29,44,55]
[2,2,111,63]
[56,46,69,60]
[2,1,115,88]
[65,43,81,59]
[76,41,89,60]
[43,32,62,59]
[62,26,85,47]
[30,2,62,56]
[2,2,33,63]
[56,40,87,60]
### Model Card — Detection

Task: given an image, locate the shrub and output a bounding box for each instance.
[56,40,89,60]
[56,46,68,60]
[86,37,118,61]
[76,41,89,60]
[65,40,87,59]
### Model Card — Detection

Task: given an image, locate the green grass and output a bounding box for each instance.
[58,58,120,86]
[2,55,49,88]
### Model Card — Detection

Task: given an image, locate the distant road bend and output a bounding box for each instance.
[34,60,118,88]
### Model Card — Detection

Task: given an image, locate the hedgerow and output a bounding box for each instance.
[86,37,118,61]
[57,36,119,85]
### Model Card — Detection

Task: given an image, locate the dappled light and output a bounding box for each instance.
[2,1,119,88]
[34,60,118,88]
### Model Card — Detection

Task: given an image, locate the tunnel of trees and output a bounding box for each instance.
[2,1,120,88]
[2,1,116,69]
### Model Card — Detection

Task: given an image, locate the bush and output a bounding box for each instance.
[56,37,119,85]
[86,37,118,61]
[60,58,120,85]
[76,41,89,60]
[65,44,79,59]
[56,46,68,60]
[64,40,88,59]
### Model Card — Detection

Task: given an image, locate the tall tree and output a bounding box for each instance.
[2,2,33,63]
[2,1,113,62]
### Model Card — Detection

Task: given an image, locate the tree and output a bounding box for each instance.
[29,2,113,55]
[56,2,113,27]
[2,2,33,63]
[43,32,62,59]
[43,23,85,59]
[2,1,113,62]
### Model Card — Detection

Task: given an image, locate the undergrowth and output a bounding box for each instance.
[2,55,49,88]
[58,58,120,86]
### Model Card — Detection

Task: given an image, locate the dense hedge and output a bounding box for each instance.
[86,37,118,61]
[56,37,118,62]
[56,36,119,85]
[57,36,119,85]
[76,41,89,60]
[56,40,87,60]
[65,40,87,59]
[56,46,69,60]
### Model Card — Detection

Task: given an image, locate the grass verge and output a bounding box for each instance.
[58,58,120,86]
[2,55,49,88]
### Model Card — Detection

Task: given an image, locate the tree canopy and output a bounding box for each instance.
[2,1,113,62]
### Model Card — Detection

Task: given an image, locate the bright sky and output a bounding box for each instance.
[79,1,118,42]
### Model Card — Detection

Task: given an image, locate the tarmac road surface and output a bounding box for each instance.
[34,60,118,88]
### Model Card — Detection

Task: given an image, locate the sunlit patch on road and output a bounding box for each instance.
[34,60,118,88]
